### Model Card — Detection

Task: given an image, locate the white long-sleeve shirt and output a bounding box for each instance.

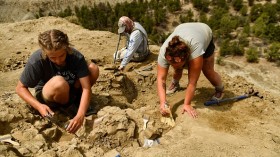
[120,22,148,68]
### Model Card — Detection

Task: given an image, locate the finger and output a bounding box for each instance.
[47,109,54,116]
[68,121,80,133]
[160,108,166,115]
[71,125,81,134]
[46,112,53,118]
[187,111,193,117]
[44,112,52,118]
[70,124,80,134]
[66,121,74,132]
[191,110,198,118]
[69,125,76,133]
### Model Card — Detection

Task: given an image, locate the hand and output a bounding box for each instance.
[38,104,54,117]
[182,105,198,118]
[160,103,170,116]
[118,66,124,71]
[66,115,85,134]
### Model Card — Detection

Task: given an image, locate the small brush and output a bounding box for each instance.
[143,114,150,130]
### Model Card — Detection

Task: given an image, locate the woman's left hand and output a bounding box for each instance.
[182,105,198,118]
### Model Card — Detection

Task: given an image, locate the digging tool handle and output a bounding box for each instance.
[204,95,249,106]
[114,34,121,64]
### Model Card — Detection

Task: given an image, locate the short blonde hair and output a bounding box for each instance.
[38,29,72,59]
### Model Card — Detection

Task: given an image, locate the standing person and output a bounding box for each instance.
[157,23,224,118]
[114,16,149,71]
[16,29,99,134]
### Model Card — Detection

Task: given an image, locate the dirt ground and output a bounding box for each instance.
[0,17,279,157]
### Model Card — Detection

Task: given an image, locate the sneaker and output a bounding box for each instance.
[166,82,180,95]
[210,85,224,101]
[85,105,97,116]
[210,91,224,101]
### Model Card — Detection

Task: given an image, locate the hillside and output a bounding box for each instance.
[0,16,279,157]
[0,0,130,23]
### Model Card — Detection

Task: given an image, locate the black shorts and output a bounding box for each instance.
[203,38,215,58]
[35,87,82,108]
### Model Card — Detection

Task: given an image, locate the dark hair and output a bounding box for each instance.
[165,36,190,58]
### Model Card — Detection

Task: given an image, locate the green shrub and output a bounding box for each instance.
[238,34,249,48]
[199,12,208,23]
[179,10,194,23]
[266,42,280,62]
[231,41,244,56]
[232,0,243,11]
[240,5,248,16]
[248,0,254,6]
[238,16,249,27]
[219,39,231,56]
[218,14,238,38]
[250,4,263,22]
[220,39,244,56]
[212,0,228,10]
[242,25,250,35]
[265,24,280,42]
[216,56,225,66]
[167,0,181,12]
[252,13,269,38]
[263,3,278,23]
[154,8,167,25]
[58,6,72,18]
[246,47,259,63]
[192,0,210,12]
[208,7,228,30]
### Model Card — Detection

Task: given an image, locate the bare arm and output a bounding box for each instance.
[182,56,203,118]
[157,64,169,115]
[67,75,91,133]
[15,81,53,117]
[77,76,91,116]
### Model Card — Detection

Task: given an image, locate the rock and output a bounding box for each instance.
[38,150,57,157]
[18,147,31,156]
[103,149,120,157]
[272,135,280,144]
[42,127,59,139]
[60,147,83,157]
[21,12,36,21]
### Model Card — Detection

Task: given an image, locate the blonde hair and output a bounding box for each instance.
[38,29,72,59]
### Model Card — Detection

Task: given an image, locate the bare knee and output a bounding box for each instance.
[42,76,70,104]
[88,62,99,85]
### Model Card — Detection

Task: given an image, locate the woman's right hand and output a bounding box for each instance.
[38,104,54,117]
[160,103,170,116]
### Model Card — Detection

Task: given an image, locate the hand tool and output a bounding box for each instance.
[204,88,263,106]
[114,34,121,64]
[45,114,78,137]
